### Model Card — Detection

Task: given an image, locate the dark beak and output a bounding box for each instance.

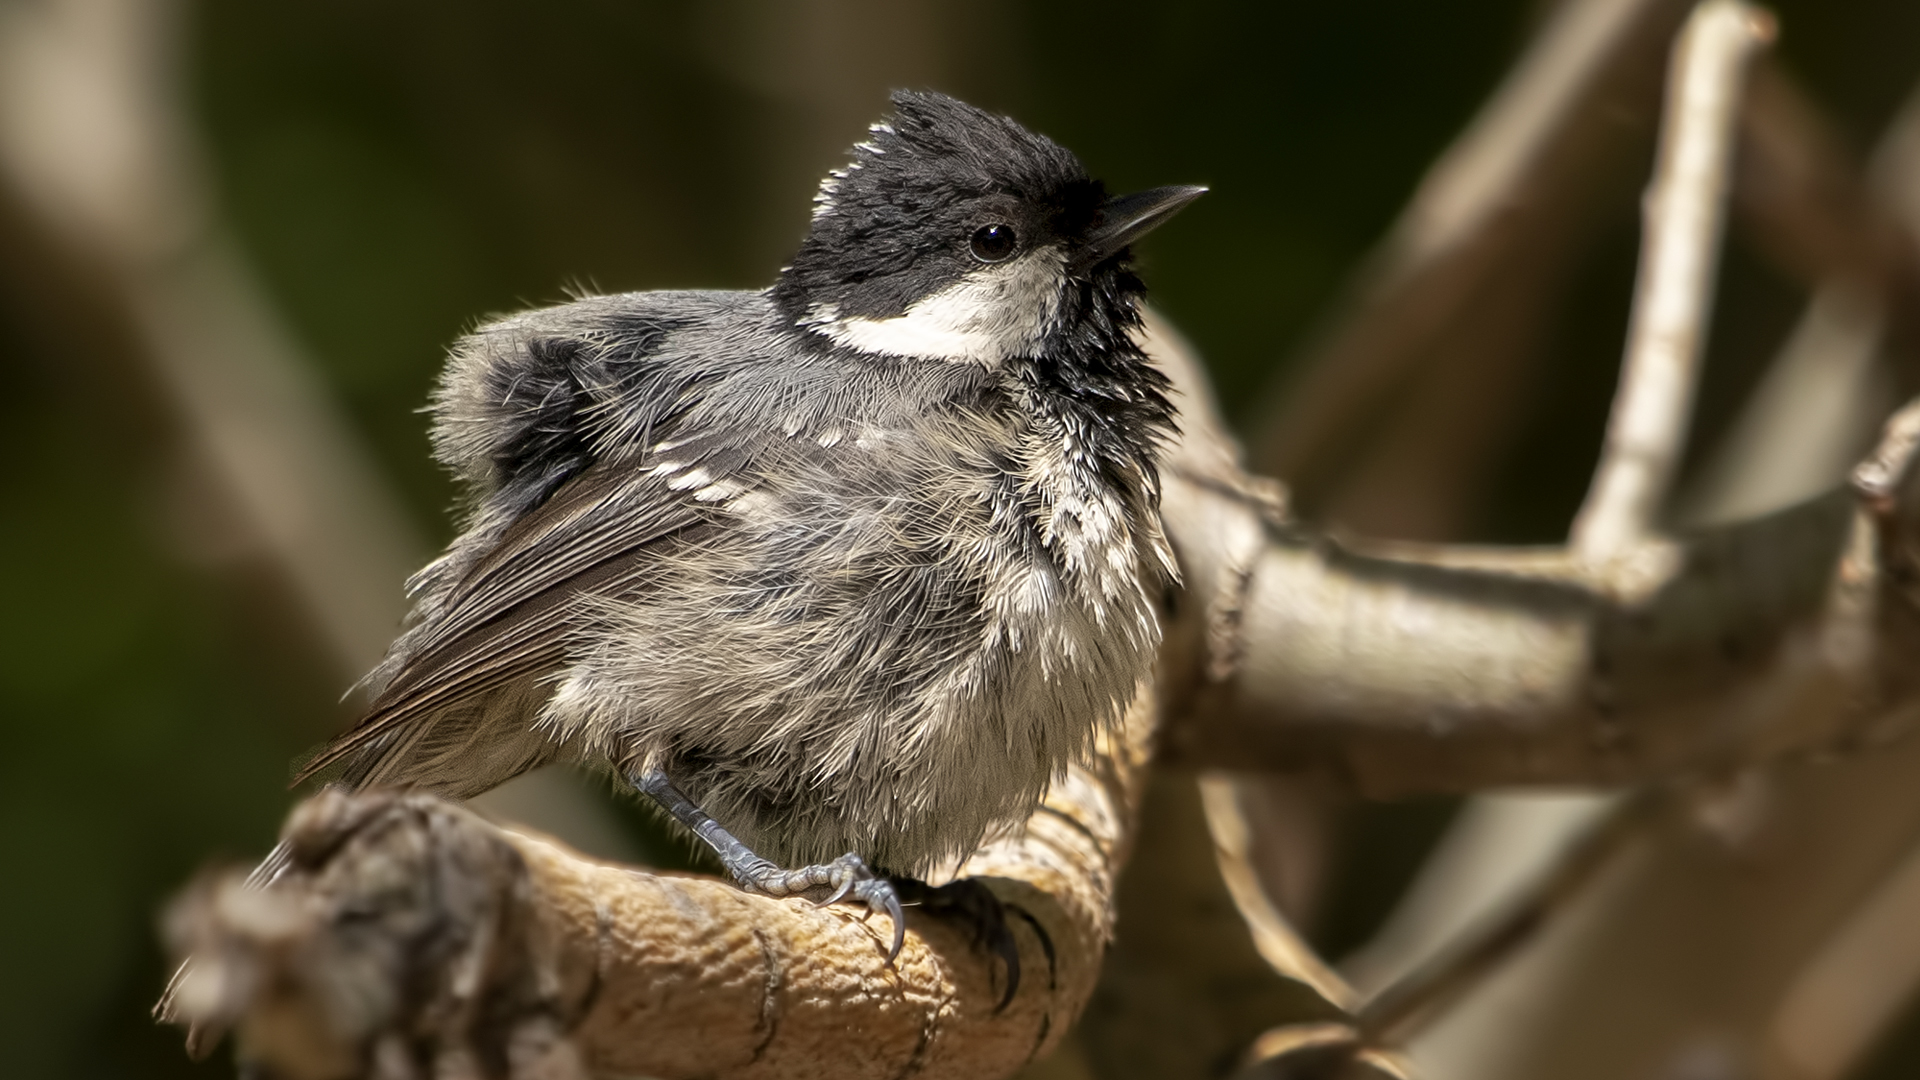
[1069,184,1207,275]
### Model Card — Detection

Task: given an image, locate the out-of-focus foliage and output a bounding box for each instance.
[0,1,1915,1077]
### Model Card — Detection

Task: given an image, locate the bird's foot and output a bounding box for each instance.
[733,852,906,963]
[627,768,907,962]
[896,877,1027,1010]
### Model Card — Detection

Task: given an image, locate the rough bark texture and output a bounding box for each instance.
[1164,467,1920,794]
[165,681,1156,1080]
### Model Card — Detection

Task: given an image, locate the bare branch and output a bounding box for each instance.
[1341,73,1920,1080]
[1570,0,1775,558]
[1354,790,1661,1045]
[1170,479,1905,792]
[1346,67,1920,1080]
[154,284,1920,1078]
[0,0,423,676]
[126,0,1920,1066]
[1198,777,1356,1012]
[163,684,1156,1080]
[1158,315,1920,794]
[1252,0,1694,505]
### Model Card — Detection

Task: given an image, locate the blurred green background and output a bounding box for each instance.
[2,1,1917,1077]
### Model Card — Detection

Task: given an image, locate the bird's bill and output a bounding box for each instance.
[1070,184,1207,274]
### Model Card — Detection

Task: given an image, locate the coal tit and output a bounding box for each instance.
[296,90,1203,959]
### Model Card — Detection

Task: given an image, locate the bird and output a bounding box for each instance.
[284,89,1200,963]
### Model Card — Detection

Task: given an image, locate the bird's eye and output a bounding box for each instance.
[969,223,1018,263]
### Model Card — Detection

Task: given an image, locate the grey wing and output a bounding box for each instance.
[297,463,713,795]
[294,292,747,796]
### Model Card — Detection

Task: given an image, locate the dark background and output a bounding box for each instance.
[2,1,1917,1076]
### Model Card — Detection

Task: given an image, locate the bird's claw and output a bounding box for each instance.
[895,877,1025,1010]
[747,852,905,963]
[850,873,907,963]
[814,856,861,907]
[631,772,907,962]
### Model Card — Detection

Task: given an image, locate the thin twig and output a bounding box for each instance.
[0,0,643,857]
[1570,0,1775,559]
[0,0,421,675]
[1354,790,1663,1045]
[1733,65,1920,323]
[1253,0,1693,497]
[1198,776,1358,1012]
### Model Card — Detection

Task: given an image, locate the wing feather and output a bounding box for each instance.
[297,302,753,787]
[298,463,711,786]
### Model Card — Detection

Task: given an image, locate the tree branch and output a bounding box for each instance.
[1164,429,1920,794]
[1335,62,1920,1080]
[164,684,1156,1080]
[1570,0,1774,557]
[155,251,1920,1080]
[155,211,1920,1078]
[145,2,1920,1071]
[1140,9,1920,791]
[1251,0,1695,510]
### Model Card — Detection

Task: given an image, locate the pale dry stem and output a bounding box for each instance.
[1571,0,1775,558]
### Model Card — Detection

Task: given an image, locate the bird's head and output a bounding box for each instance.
[772,90,1203,368]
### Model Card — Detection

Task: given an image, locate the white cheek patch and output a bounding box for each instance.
[804,248,1066,366]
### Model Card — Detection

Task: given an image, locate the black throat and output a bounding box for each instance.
[1012,259,1174,508]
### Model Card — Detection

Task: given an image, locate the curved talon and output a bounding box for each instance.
[816,876,855,907]
[739,853,904,961]
[894,877,1022,1009]
[625,773,907,962]
[816,856,903,963]
[855,877,907,963]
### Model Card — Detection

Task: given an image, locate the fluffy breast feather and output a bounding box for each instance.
[534,372,1166,874]
[352,288,1169,876]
